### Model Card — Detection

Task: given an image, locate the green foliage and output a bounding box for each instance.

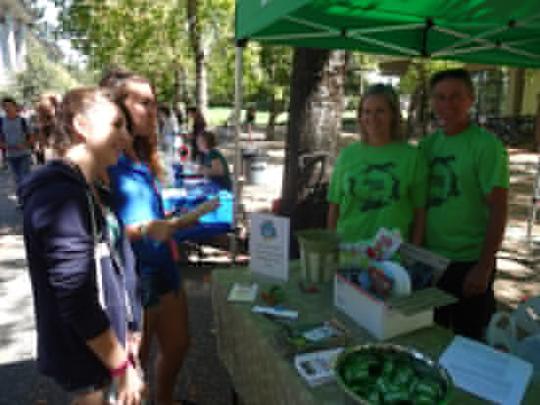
[398,59,463,94]
[57,0,295,108]
[11,37,79,103]
[59,0,238,104]
[256,44,292,108]
[60,0,191,100]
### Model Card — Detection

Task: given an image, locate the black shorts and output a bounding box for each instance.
[140,267,181,309]
[434,260,496,341]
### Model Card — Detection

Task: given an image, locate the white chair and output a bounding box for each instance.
[527,159,540,243]
[486,311,518,353]
[513,296,540,336]
[487,297,540,369]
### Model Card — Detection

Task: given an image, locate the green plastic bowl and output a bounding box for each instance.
[334,344,453,405]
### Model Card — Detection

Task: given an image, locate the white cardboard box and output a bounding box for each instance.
[334,243,455,341]
[334,273,433,340]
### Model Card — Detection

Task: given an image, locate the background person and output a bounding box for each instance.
[327,84,427,245]
[196,130,232,190]
[420,69,509,341]
[186,106,206,163]
[19,87,144,404]
[0,97,34,198]
[101,69,217,405]
[34,92,61,162]
[245,105,256,141]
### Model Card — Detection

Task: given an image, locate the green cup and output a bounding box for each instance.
[296,229,340,283]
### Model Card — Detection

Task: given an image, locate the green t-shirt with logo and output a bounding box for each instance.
[327,141,427,243]
[419,124,509,261]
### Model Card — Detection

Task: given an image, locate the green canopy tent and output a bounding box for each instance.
[236,0,540,66]
[230,0,540,254]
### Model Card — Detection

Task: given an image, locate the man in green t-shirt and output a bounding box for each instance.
[420,69,509,341]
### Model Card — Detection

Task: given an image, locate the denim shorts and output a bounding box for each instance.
[53,374,110,396]
[140,266,181,308]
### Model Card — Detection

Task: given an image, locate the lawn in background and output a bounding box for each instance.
[206,107,289,127]
[206,106,358,132]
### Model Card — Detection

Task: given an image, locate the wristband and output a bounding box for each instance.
[110,358,130,378]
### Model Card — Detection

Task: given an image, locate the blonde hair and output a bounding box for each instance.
[357,83,402,141]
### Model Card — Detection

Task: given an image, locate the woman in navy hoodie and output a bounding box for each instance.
[20,87,145,404]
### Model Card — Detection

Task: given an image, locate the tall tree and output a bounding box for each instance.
[280,48,347,214]
[187,0,206,112]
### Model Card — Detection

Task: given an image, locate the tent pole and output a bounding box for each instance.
[232,43,245,263]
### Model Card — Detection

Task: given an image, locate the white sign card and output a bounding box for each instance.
[439,336,533,405]
[249,213,289,282]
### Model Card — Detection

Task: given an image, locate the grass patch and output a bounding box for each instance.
[206,107,359,130]
[206,106,289,127]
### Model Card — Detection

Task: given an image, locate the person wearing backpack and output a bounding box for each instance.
[0,97,34,197]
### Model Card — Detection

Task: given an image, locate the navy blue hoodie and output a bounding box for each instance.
[19,161,141,390]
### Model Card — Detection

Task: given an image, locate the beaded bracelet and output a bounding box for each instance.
[110,358,130,378]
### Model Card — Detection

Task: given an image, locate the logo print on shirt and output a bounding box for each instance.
[348,162,400,212]
[427,155,460,207]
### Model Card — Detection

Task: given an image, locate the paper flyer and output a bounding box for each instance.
[439,336,533,405]
[249,213,289,282]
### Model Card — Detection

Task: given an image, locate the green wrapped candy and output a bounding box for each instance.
[382,359,394,377]
[366,390,381,404]
[375,376,392,394]
[414,394,436,405]
[393,364,415,386]
[383,388,410,403]
[414,379,442,399]
[341,358,371,384]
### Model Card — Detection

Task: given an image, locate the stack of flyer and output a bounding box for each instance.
[294,347,344,387]
[227,282,258,303]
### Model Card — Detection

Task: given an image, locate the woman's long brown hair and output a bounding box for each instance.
[99,68,164,181]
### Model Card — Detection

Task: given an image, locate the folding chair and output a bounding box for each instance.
[527,158,540,243]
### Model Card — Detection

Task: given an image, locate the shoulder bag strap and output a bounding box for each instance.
[86,190,107,309]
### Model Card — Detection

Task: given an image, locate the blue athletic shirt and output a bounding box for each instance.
[108,155,177,275]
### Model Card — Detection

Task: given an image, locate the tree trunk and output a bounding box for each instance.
[266,94,277,141]
[535,94,540,152]
[173,66,181,105]
[407,63,429,138]
[187,0,208,114]
[512,68,526,116]
[280,48,346,215]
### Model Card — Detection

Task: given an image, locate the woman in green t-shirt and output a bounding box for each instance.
[327,84,427,244]
[196,130,232,190]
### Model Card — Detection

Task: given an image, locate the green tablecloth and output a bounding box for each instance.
[211,264,540,404]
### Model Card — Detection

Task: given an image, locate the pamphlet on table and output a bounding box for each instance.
[227,282,259,303]
[249,213,289,282]
[439,335,533,405]
[294,347,344,387]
